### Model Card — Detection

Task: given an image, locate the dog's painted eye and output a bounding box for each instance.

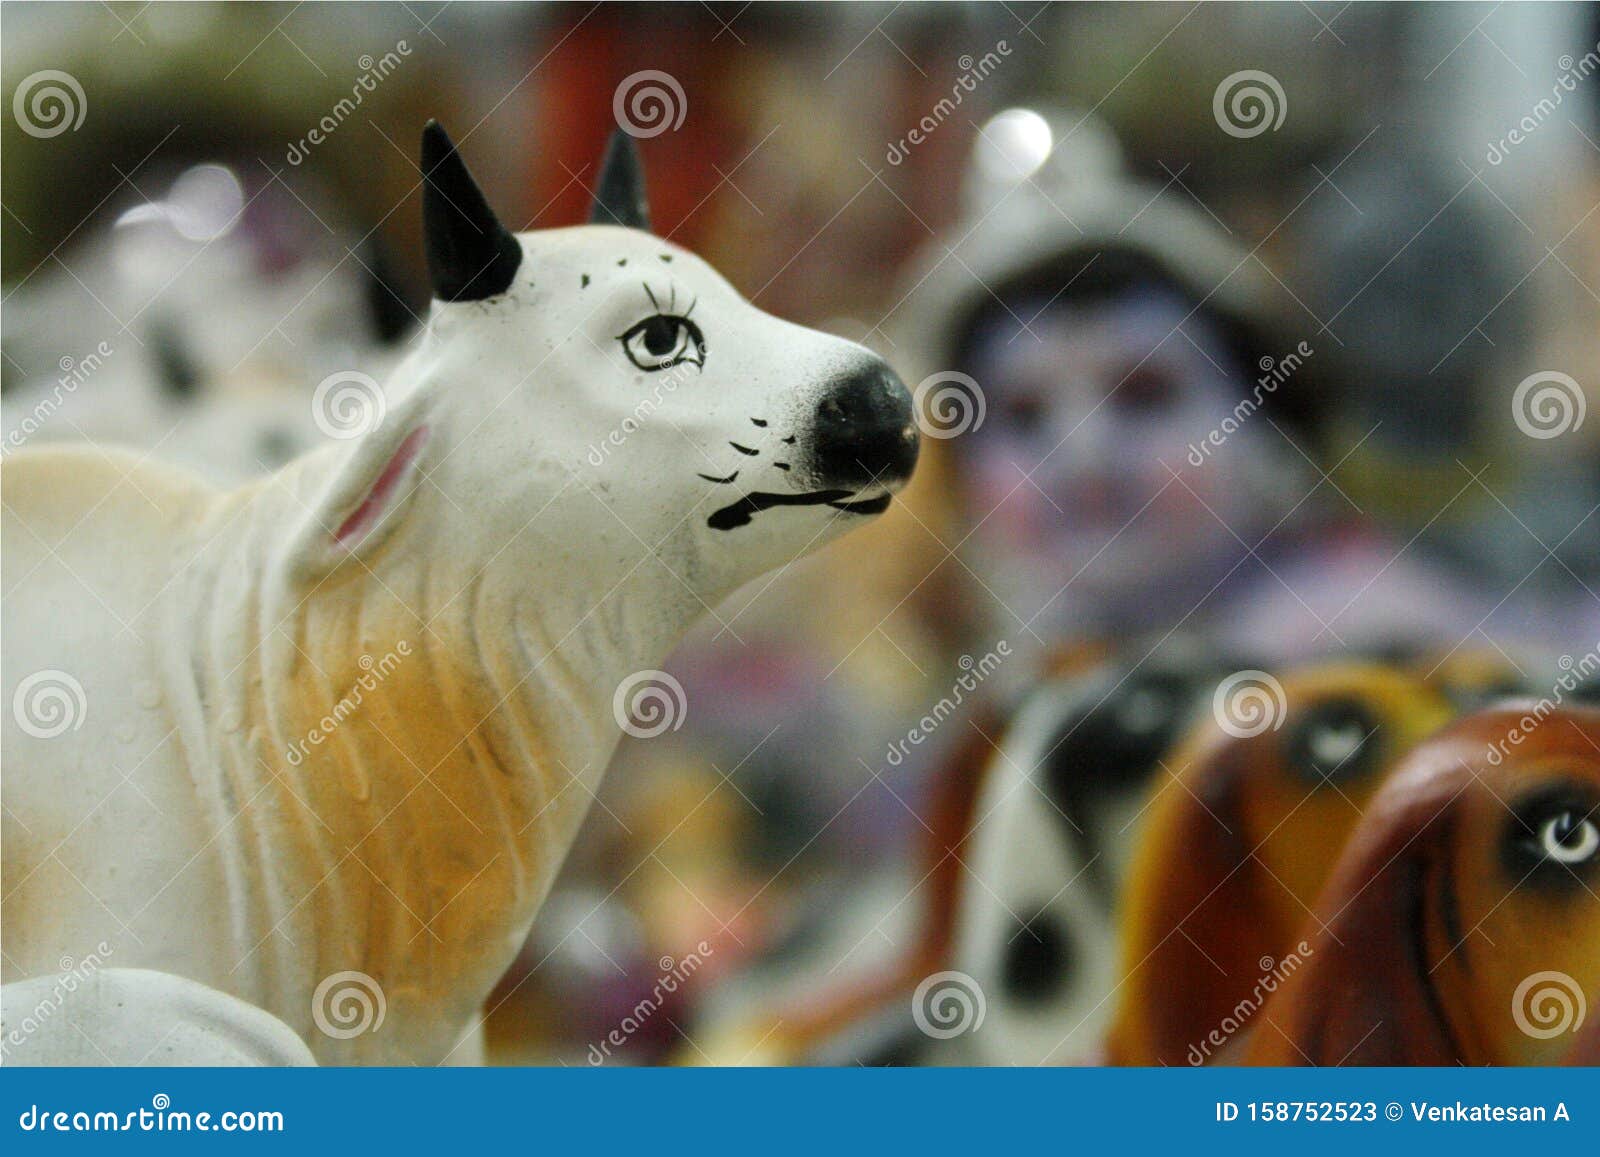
[619,314,705,371]
[1284,696,1379,786]
[1505,784,1600,888]
[1538,812,1599,865]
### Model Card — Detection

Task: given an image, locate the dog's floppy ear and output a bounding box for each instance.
[420,120,523,301]
[1246,763,1468,1066]
[589,130,650,231]
[1105,735,1284,1065]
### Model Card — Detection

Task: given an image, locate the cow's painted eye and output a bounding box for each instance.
[619,314,705,371]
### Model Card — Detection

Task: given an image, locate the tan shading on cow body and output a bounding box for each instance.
[2,126,918,1064]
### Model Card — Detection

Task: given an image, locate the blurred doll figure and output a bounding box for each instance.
[898,108,1318,648]
[897,108,1515,660]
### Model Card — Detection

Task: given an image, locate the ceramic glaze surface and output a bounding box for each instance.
[1,128,917,1065]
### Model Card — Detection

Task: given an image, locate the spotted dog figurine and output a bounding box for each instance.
[1,124,918,1064]
[945,644,1241,1065]
[692,643,1236,1066]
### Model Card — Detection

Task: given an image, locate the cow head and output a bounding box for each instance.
[289,122,917,620]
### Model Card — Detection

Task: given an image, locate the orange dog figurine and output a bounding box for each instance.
[1106,662,1455,1065]
[1247,703,1600,1065]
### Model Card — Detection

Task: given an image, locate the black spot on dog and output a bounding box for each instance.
[774,462,791,471]
[581,274,590,288]
[781,435,797,445]
[660,254,673,262]
[751,418,768,427]
[729,442,759,456]
[617,258,628,267]
[1003,911,1075,1004]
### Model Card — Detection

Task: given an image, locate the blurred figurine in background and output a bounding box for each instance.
[945,640,1242,1065]
[696,645,1537,1067]
[897,109,1317,656]
[691,640,1237,1065]
[895,108,1503,664]
[2,163,412,484]
[1107,661,1456,1065]
[1247,702,1600,1066]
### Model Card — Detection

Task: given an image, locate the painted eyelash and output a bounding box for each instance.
[641,281,696,319]
[641,281,674,314]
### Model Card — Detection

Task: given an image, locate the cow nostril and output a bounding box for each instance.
[807,360,919,491]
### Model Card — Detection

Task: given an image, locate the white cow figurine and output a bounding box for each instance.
[2,968,315,1066]
[2,123,918,1064]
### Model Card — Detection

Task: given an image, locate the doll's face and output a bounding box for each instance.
[956,283,1293,634]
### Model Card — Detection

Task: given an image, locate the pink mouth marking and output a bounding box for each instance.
[335,425,431,547]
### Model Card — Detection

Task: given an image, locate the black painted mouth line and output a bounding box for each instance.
[707,489,890,531]
[827,492,891,517]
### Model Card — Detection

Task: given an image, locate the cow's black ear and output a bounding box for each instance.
[589,130,650,231]
[420,120,523,301]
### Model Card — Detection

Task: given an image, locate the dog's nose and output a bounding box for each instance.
[808,360,919,490]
